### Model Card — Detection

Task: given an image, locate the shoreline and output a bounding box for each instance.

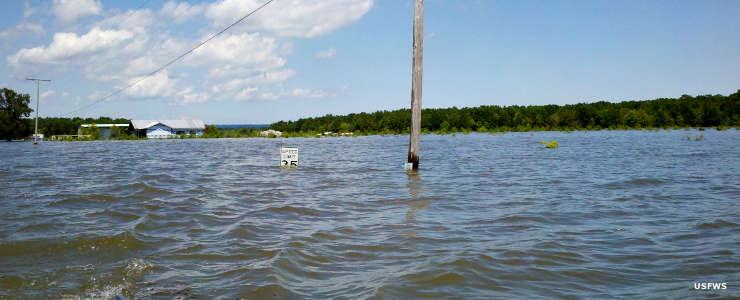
[14,126,737,142]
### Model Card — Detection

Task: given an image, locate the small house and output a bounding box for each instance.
[259,129,282,137]
[129,119,205,139]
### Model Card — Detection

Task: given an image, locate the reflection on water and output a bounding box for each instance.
[404,170,428,240]
[1,129,739,298]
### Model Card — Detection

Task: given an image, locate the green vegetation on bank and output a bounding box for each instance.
[10,120,270,141]
[269,91,740,134]
[37,117,131,136]
[1,88,33,140]
[201,125,265,138]
[29,121,270,140]
[2,88,739,141]
[54,124,270,140]
[71,123,142,141]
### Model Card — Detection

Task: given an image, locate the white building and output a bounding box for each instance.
[259,129,282,137]
[129,120,205,139]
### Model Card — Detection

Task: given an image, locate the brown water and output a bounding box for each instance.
[1,130,739,298]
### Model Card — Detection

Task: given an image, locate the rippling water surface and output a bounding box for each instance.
[1,130,739,298]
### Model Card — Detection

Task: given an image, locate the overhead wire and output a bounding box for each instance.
[135,0,155,10]
[65,0,276,116]
[22,0,156,93]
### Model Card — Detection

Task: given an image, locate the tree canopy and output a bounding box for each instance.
[0,88,33,141]
[34,116,130,137]
[270,91,740,134]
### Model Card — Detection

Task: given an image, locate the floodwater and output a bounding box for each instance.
[1,130,738,299]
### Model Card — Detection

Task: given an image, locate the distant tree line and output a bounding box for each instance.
[3,87,739,141]
[1,86,133,140]
[202,125,266,138]
[6,115,267,140]
[33,117,131,136]
[270,91,740,134]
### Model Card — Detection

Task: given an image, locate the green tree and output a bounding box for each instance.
[110,125,120,139]
[88,124,101,140]
[0,88,33,141]
[203,125,222,138]
[439,120,451,132]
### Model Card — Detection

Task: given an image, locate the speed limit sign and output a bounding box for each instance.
[280,147,299,167]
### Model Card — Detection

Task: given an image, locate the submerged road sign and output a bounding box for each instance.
[280,147,299,167]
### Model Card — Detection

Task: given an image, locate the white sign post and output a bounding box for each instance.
[280,147,299,167]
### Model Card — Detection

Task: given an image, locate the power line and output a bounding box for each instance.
[135,0,155,10]
[65,0,276,116]
[27,0,154,118]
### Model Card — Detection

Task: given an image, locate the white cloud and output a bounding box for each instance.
[124,71,177,98]
[259,92,280,100]
[235,87,259,100]
[40,90,55,100]
[316,47,336,59]
[189,32,283,68]
[94,8,156,33]
[292,88,335,98]
[20,23,45,34]
[52,0,103,23]
[187,32,287,78]
[0,22,45,40]
[70,9,166,81]
[160,1,205,24]
[8,8,160,81]
[212,69,295,92]
[87,90,107,100]
[125,57,157,76]
[8,27,133,66]
[24,1,40,18]
[177,88,210,104]
[244,88,336,101]
[6,0,371,108]
[205,0,373,38]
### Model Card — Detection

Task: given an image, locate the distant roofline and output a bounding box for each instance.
[130,119,205,130]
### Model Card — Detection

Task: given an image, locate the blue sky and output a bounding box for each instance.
[1,0,739,124]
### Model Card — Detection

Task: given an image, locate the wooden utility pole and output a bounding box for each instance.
[407,0,423,170]
[26,78,51,144]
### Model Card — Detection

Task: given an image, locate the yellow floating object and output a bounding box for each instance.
[544,140,558,148]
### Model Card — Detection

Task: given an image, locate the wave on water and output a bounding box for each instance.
[599,178,665,189]
[0,231,144,257]
[695,219,739,230]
